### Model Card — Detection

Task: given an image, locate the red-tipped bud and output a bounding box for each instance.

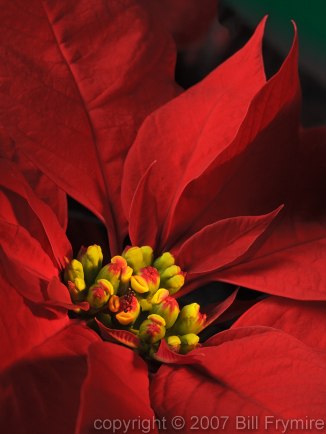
[139,314,166,344]
[108,295,120,313]
[150,288,180,328]
[87,279,114,309]
[131,266,160,295]
[96,256,132,293]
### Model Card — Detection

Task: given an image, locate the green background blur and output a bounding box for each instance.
[224,0,326,86]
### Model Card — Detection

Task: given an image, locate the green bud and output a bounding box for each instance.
[140,246,154,267]
[64,258,84,285]
[64,259,86,301]
[77,245,103,285]
[159,265,185,295]
[170,303,206,336]
[153,252,175,272]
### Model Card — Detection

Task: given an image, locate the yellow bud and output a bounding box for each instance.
[166,335,181,353]
[108,295,120,313]
[121,266,133,283]
[151,288,169,304]
[179,333,200,354]
[139,298,153,311]
[64,259,86,301]
[130,275,149,294]
[116,293,140,325]
[136,266,160,295]
[74,277,86,292]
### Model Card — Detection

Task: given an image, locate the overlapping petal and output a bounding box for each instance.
[0,128,68,229]
[217,126,326,299]
[0,322,100,434]
[76,342,158,434]
[122,17,268,244]
[0,159,71,269]
[0,0,179,253]
[151,298,326,433]
[123,19,326,300]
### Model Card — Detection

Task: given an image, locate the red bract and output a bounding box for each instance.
[1,1,325,301]
[0,127,68,229]
[150,297,326,433]
[122,19,326,301]
[0,0,179,254]
[1,1,326,433]
[2,152,180,434]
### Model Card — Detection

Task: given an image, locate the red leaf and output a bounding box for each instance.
[0,273,69,371]
[154,338,205,365]
[160,23,299,251]
[0,160,71,269]
[0,128,68,229]
[0,219,58,284]
[216,127,326,300]
[75,342,158,434]
[232,296,326,350]
[202,288,239,328]
[122,17,267,249]
[95,318,141,349]
[0,162,74,309]
[0,0,179,253]
[151,327,326,432]
[175,207,282,284]
[152,298,326,430]
[0,323,100,434]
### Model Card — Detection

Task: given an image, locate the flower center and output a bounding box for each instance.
[63,245,206,356]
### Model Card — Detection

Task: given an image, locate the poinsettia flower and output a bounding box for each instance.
[1,1,325,303]
[2,168,326,433]
[1,2,326,434]
[0,155,233,433]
